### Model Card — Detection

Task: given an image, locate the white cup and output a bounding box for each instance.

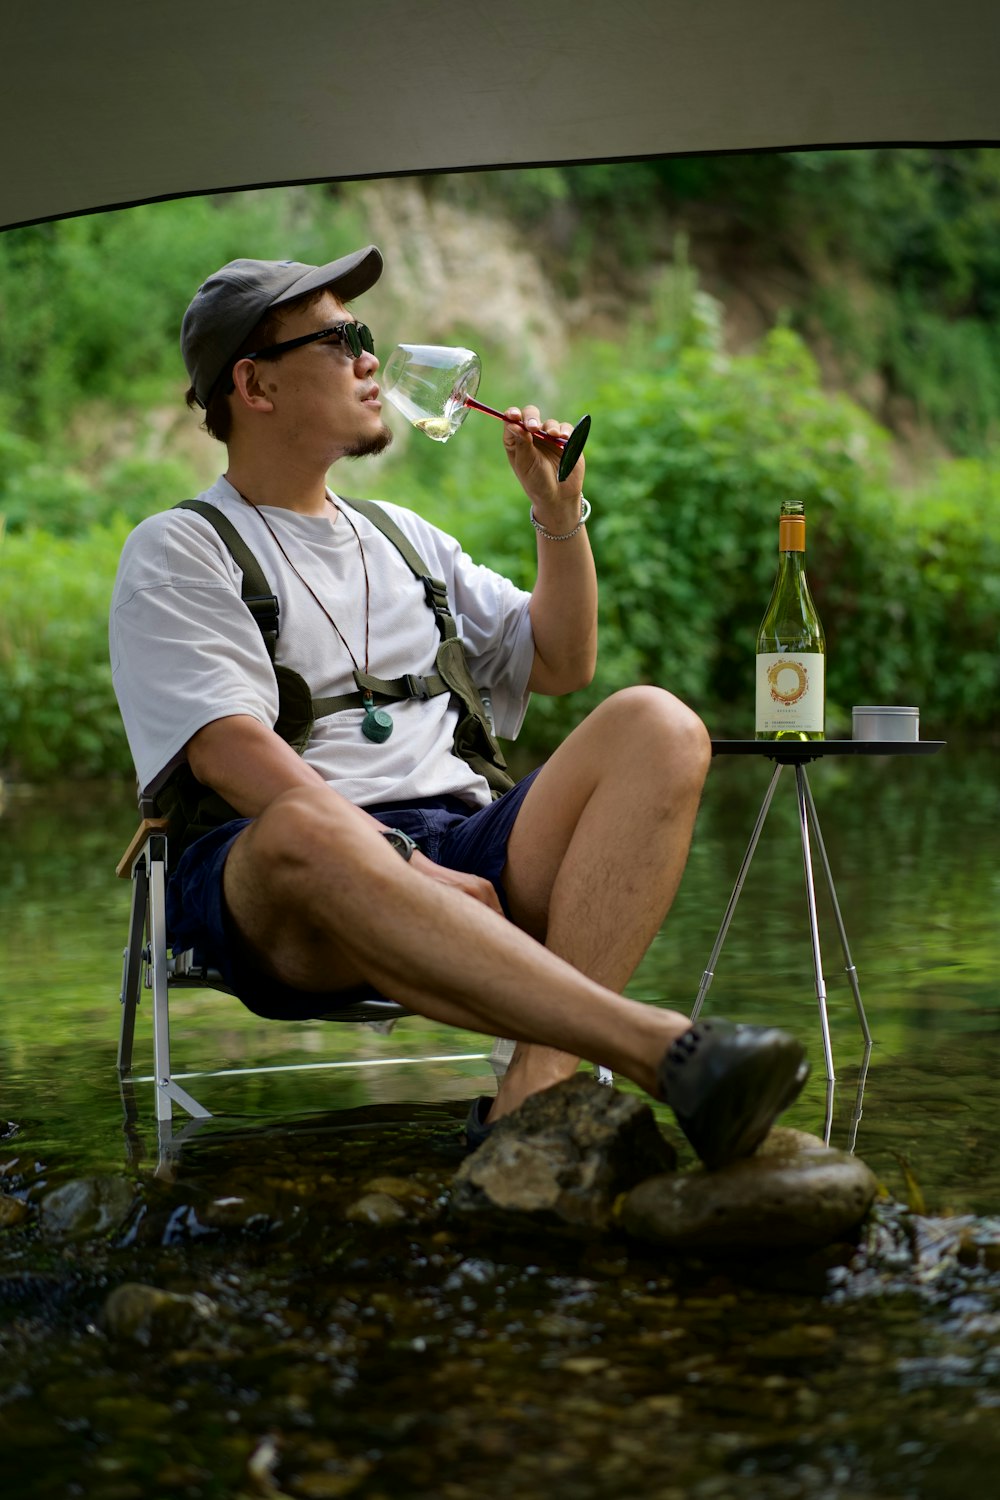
[852,705,920,742]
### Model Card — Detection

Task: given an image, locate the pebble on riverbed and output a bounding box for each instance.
[39,1176,137,1242]
[101,1281,219,1348]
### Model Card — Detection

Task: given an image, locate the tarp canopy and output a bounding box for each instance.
[3,0,999,231]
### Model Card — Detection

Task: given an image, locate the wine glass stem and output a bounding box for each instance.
[463,396,567,450]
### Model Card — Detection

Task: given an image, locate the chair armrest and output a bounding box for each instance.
[116,817,170,879]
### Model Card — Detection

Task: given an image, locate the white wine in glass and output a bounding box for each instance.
[381,343,590,482]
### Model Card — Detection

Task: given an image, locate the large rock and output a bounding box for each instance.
[451,1075,676,1232]
[619,1135,879,1253]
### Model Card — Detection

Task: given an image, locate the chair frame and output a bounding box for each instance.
[116,817,408,1124]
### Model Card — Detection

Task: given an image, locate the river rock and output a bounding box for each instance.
[102,1282,219,1347]
[345,1191,411,1226]
[619,1139,879,1253]
[451,1075,676,1231]
[39,1175,136,1242]
[0,1192,30,1229]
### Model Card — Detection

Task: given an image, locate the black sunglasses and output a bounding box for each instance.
[244,320,375,364]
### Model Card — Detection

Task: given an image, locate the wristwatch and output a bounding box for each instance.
[380,827,418,861]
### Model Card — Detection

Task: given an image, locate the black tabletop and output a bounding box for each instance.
[711,739,946,765]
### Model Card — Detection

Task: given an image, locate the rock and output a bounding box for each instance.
[39,1176,136,1242]
[0,1193,30,1229]
[619,1139,879,1253]
[451,1075,676,1232]
[957,1218,1000,1272]
[755,1126,829,1156]
[101,1282,219,1347]
[345,1191,410,1226]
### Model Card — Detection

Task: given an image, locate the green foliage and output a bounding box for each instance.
[1,157,999,780]
[0,187,370,440]
[0,521,134,778]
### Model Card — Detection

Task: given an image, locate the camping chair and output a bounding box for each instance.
[117,797,613,1129]
[116,798,413,1126]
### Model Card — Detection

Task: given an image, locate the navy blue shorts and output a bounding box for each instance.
[165,769,540,1021]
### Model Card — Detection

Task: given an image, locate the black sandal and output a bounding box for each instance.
[657,1019,809,1170]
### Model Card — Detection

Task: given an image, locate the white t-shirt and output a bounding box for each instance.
[109,476,535,808]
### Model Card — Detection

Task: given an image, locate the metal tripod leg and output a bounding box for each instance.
[801,772,872,1047]
[794,765,835,1084]
[691,762,784,1022]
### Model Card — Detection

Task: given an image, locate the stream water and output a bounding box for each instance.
[1,742,997,1498]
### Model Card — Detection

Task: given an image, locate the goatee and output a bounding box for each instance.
[345,425,394,461]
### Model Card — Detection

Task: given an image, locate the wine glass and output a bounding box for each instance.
[380,343,590,483]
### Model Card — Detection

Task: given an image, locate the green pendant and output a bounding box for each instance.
[361,693,393,744]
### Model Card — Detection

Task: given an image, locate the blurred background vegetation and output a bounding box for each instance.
[1,147,998,780]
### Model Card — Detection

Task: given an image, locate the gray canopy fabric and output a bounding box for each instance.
[3,0,999,231]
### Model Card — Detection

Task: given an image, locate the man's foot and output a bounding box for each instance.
[465,1095,496,1151]
[657,1019,809,1170]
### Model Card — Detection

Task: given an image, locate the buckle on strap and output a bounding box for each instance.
[352,669,448,703]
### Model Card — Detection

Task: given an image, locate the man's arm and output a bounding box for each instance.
[185,714,504,911]
[503,408,598,696]
[186,713,331,818]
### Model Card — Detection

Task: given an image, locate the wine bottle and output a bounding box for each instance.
[755,504,825,740]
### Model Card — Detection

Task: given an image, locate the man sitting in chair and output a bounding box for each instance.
[109,244,808,1164]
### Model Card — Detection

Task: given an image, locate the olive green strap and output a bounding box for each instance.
[312,668,450,721]
[341,496,458,643]
[175,498,279,651]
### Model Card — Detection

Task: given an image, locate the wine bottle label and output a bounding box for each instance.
[755,652,825,733]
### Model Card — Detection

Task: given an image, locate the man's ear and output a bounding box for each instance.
[231,357,275,413]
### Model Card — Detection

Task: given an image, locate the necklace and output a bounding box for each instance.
[238,491,393,744]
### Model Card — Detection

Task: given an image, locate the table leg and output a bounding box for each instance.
[801,772,873,1047]
[691,762,784,1022]
[795,765,836,1083]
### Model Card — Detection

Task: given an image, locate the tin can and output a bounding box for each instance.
[852,705,920,742]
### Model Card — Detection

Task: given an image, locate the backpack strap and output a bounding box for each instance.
[340,498,513,796]
[177,499,279,648]
[168,495,514,811]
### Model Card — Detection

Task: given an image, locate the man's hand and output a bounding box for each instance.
[410,849,505,915]
[502,403,585,525]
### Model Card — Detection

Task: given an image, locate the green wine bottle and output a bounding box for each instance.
[755,507,826,740]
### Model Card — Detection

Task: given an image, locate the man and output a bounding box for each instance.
[109,244,808,1165]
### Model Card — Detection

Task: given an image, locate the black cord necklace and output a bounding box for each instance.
[238,490,393,744]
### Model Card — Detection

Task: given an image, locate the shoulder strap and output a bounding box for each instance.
[175,498,279,652]
[340,496,457,644]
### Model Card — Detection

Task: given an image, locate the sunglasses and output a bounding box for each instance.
[244,320,375,365]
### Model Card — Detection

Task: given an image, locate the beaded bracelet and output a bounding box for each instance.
[529,496,592,541]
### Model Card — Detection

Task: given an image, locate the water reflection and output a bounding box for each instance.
[1,748,999,1500]
[1,743,997,1204]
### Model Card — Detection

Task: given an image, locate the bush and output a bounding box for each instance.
[0,521,134,779]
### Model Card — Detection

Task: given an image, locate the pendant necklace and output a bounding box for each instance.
[239,492,394,744]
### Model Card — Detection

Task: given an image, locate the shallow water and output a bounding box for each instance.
[1,743,998,1498]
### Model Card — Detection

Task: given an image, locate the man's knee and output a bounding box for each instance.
[598,685,711,777]
[236,786,372,895]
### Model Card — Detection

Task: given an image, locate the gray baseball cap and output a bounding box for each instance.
[181,244,383,407]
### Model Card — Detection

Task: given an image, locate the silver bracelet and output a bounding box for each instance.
[529,496,592,541]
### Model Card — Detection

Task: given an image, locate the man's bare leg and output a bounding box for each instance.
[221,783,696,1099]
[490,686,711,1120]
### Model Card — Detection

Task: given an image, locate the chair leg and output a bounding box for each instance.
[146,833,211,1123]
[118,855,149,1075]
